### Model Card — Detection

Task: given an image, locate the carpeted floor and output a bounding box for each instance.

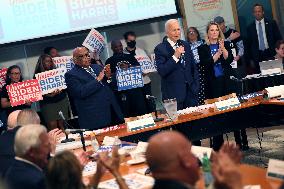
[202,126,284,168]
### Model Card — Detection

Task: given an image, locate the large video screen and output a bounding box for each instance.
[0,0,177,44]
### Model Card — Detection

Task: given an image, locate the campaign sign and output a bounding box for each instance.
[82,28,105,55]
[116,66,144,91]
[0,68,7,89]
[135,55,156,73]
[53,56,74,72]
[6,79,42,107]
[35,68,67,95]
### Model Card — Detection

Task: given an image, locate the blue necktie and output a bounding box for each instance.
[258,22,265,51]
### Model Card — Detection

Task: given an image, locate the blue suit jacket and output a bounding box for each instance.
[154,40,199,107]
[65,64,123,129]
[0,126,20,177]
[4,159,46,189]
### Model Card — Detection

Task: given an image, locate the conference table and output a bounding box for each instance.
[95,96,268,144]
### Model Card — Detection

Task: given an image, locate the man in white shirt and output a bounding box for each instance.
[247,3,282,73]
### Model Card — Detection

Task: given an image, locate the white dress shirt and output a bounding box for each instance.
[255,18,269,50]
[167,38,180,63]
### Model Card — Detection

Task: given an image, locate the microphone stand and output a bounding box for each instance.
[78,131,86,151]
[230,76,246,103]
[59,111,75,143]
[149,97,164,122]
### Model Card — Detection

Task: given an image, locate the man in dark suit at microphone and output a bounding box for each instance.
[154,19,199,110]
[65,47,123,130]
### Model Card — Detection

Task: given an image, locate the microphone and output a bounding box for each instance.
[65,129,87,134]
[177,40,185,57]
[146,95,157,99]
[145,95,164,122]
[58,111,66,120]
[58,111,75,143]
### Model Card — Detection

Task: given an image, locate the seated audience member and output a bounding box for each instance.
[65,47,123,129]
[4,124,50,189]
[1,65,32,118]
[275,40,284,64]
[146,131,242,189]
[187,27,206,105]
[0,110,21,177]
[105,40,147,118]
[6,110,21,130]
[47,147,128,189]
[0,110,62,177]
[43,46,60,58]
[34,54,70,131]
[123,31,153,113]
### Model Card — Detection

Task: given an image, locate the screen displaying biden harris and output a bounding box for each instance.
[0,0,177,44]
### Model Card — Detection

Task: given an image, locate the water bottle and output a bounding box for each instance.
[202,152,213,187]
[90,134,99,152]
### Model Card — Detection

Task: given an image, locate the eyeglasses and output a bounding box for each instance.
[76,53,90,61]
[188,31,196,34]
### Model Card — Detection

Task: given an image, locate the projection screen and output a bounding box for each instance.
[0,0,177,44]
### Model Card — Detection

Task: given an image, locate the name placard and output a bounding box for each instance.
[214,97,240,111]
[127,116,155,132]
[267,159,284,180]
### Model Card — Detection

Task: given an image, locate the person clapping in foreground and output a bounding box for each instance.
[146,131,243,189]
[46,147,128,189]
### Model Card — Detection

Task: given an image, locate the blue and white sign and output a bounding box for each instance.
[116,66,144,91]
[53,56,75,72]
[135,55,156,73]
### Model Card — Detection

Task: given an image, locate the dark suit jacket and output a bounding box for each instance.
[65,64,123,130]
[198,41,234,98]
[4,159,46,189]
[154,40,199,108]
[247,18,282,63]
[152,179,193,189]
[0,126,20,177]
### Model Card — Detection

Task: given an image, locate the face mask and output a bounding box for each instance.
[127,40,136,48]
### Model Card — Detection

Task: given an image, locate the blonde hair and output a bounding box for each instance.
[205,21,225,45]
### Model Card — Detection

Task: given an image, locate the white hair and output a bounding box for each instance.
[14,124,47,157]
[165,19,179,33]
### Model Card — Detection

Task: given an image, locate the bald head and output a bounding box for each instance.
[165,19,181,43]
[146,131,199,185]
[17,109,40,126]
[111,40,123,54]
[7,110,21,130]
[73,47,91,67]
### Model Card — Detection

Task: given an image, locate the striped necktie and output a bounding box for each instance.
[258,22,266,51]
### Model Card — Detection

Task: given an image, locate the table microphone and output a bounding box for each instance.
[146,95,164,122]
[59,111,75,143]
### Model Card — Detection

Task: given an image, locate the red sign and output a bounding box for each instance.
[6,79,43,107]
[0,68,7,90]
